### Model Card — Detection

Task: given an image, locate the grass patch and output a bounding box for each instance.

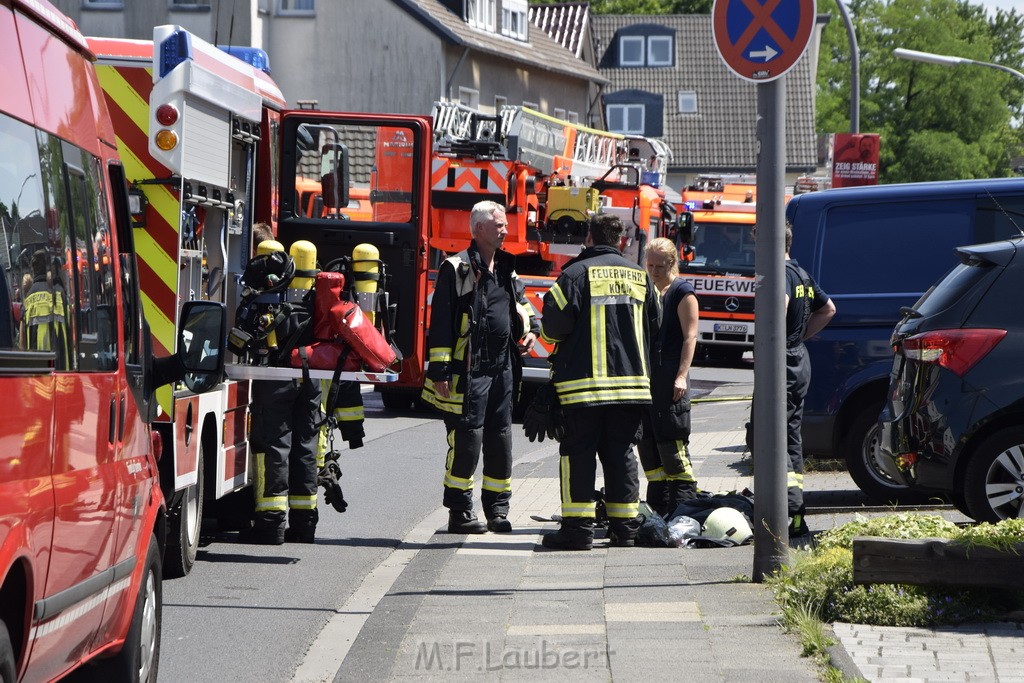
[803,458,848,473]
[769,514,1024,629]
[768,514,1024,681]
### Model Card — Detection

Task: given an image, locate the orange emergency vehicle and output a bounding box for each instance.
[0,2,224,680]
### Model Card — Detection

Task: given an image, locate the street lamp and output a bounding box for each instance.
[894,48,1024,84]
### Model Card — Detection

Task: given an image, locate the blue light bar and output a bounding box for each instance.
[218,45,272,74]
[683,200,699,210]
[158,29,193,78]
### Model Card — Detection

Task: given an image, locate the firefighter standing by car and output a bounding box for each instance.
[243,223,324,545]
[539,214,660,550]
[783,223,836,536]
[421,200,539,534]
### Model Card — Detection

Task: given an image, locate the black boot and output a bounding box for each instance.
[541,519,594,550]
[239,523,285,545]
[607,514,642,548]
[448,510,487,534]
[645,481,669,518]
[486,516,512,533]
[666,480,698,517]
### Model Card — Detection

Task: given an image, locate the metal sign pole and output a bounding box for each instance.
[752,76,789,582]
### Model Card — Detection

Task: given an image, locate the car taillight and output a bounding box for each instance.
[902,328,1006,377]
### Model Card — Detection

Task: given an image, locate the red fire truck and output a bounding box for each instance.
[0,2,224,680]
[87,27,291,578]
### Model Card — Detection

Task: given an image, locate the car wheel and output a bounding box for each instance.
[963,427,1024,522]
[88,534,162,682]
[844,402,928,504]
[0,619,15,683]
[164,451,203,579]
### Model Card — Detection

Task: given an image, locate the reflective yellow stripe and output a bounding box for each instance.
[421,377,465,415]
[334,406,364,421]
[444,473,474,490]
[605,501,640,518]
[482,476,511,493]
[429,347,452,362]
[634,303,647,377]
[787,472,804,489]
[558,389,651,405]
[288,495,317,510]
[591,304,606,377]
[555,375,650,391]
[645,467,667,482]
[548,282,567,309]
[559,457,596,518]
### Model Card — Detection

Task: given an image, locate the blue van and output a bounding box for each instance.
[785,178,1024,502]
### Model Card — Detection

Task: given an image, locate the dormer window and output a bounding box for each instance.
[467,0,496,32]
[501,0,528,41]
[609,24,676,68]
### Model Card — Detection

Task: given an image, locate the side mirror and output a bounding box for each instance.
[677,212,694,243]
[178,301,226,394]
[320,142,350,210]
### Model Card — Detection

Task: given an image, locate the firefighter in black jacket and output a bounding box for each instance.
[539,214,660,550]
[422,201,539,534]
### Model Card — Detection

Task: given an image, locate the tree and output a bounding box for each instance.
[817,0,1024,182]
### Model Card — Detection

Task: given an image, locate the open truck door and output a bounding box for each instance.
[273,113,432,397]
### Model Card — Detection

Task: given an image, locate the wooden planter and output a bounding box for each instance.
[852,537,1024,591]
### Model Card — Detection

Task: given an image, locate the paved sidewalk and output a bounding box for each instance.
[312,376,1024,682]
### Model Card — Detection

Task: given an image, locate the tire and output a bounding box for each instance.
[963,427,1024,522]
[844,401,928,504]
[89,534,162,682]
[380,389,414,411]
[164,451,203,579]
[0,620,15,683]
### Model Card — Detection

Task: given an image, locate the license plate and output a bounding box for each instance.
[714,323,748,334]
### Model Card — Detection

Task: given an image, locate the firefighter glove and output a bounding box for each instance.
[523,382,562,443]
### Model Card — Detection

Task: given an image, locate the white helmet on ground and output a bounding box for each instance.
[700,507,753,546]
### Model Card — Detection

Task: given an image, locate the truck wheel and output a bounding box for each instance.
[0,620,15,683]
[963,427,1024,522]
[844,402,927,504]
[88,534,162,682]
[164,452,203,579]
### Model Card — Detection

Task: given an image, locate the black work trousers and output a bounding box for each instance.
[786,346,811,516]
[443,362,513,518]
[251,379,322,532]
[557,405,642,539]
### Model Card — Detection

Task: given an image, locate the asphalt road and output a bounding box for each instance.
[158,362,753,682]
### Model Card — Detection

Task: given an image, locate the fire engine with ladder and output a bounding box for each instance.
[373,101,680,409]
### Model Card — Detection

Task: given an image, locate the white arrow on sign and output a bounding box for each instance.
[748,45,778,61]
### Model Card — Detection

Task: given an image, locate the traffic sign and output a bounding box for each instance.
[712,0,816,83]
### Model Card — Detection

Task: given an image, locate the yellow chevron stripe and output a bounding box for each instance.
[96,65,151,133]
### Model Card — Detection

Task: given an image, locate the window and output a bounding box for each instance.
[458,87,479,109]
[607,104,645,135]
[501,0,528,40]
[619,36,645,67]
[467,0,495,32]
[613,26,676,68]
[567,111,580,124]
[678,91,698,115]
[523,101,539,111]
[648,36,673,66]
[0,114,116,370]
[82,0,124,8]
[494,95,507,114]
[278,0,314,12]
[170,0,210,6]
[554,108,566,120]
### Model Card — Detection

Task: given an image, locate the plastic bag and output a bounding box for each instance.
[667,515,701,548]
[636,501,672,547]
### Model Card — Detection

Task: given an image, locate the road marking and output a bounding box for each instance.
[290,507,448,683]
